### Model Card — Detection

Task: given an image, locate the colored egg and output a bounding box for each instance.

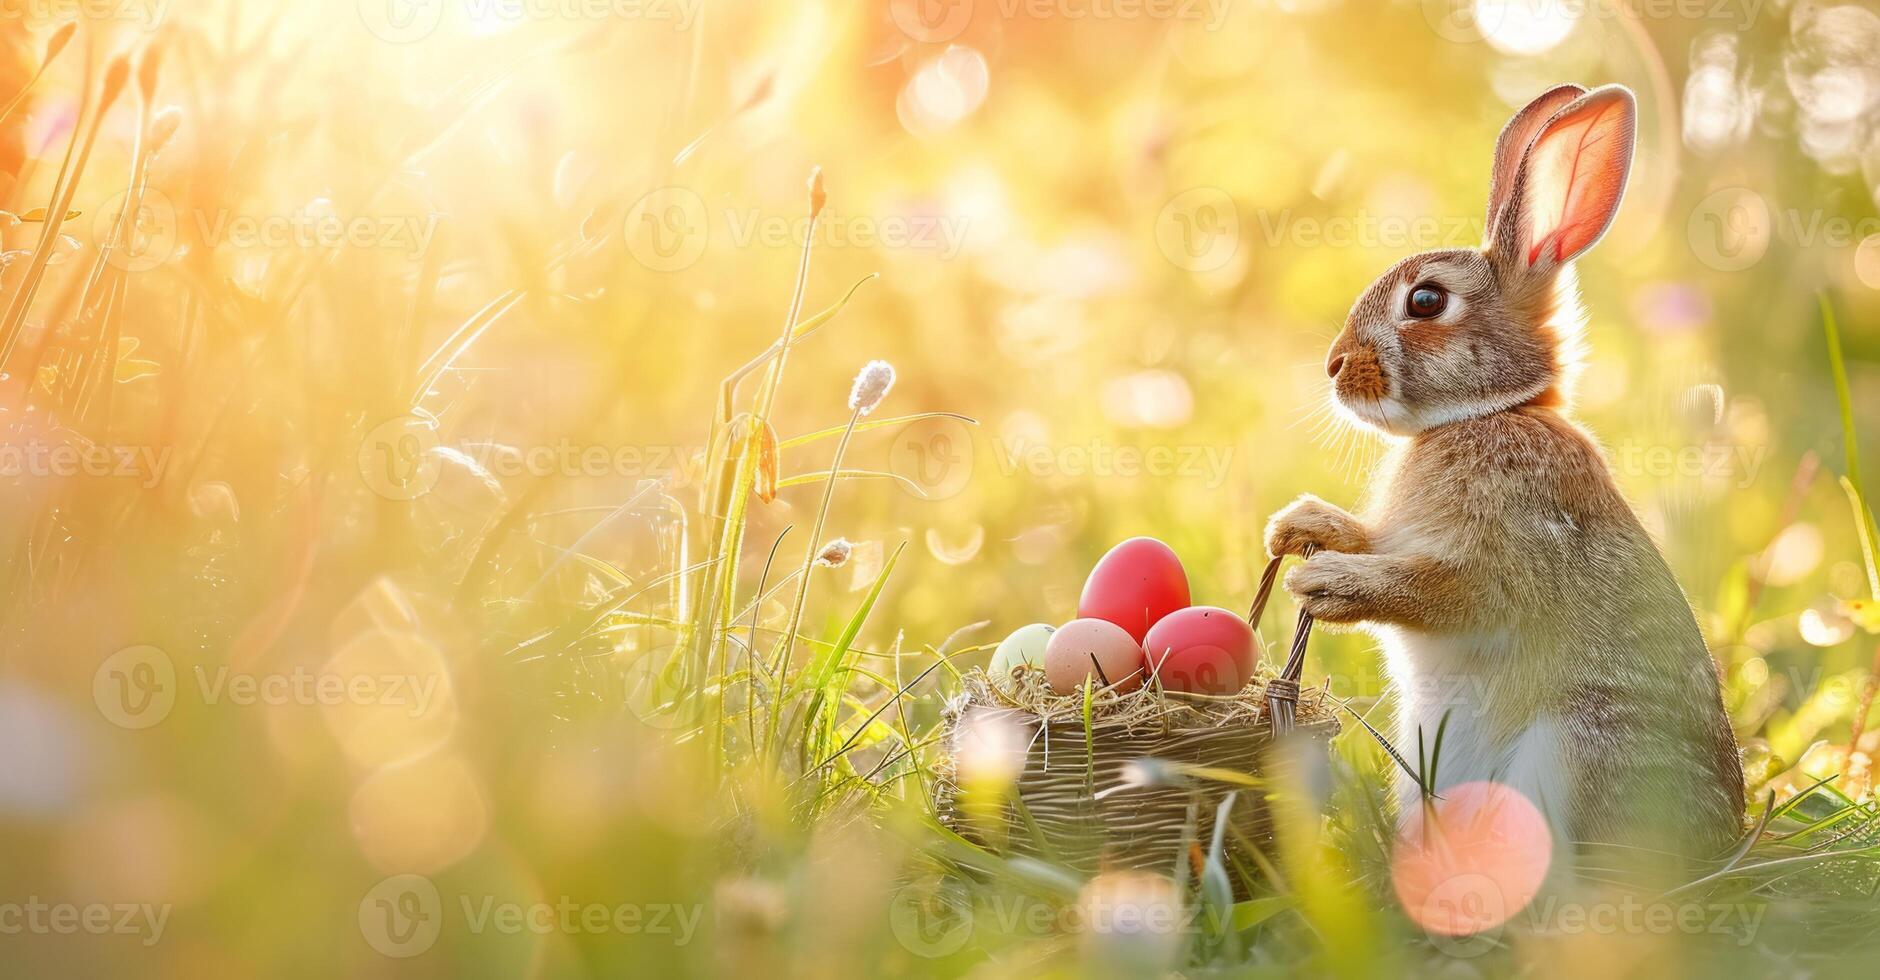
[1078,537,1191,643]
[1143,606,1254,695]
[989,623,1055,680]
[1044,618,1148,695]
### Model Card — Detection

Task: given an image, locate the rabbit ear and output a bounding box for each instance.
[1491,85,1637,271]
[1485,84,1586,233]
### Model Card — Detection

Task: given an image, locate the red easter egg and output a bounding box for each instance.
[1044,618,1148,695]
[1078,537,1191,643]
[1142,606,1254,695]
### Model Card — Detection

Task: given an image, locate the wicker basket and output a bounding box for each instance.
[932,553,1339,880]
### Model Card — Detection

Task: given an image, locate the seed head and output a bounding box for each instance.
[44,23,76,62]
[815,538,852,567]
[808,168,826,219]
[847,360,895,417]
[148,106,182,158]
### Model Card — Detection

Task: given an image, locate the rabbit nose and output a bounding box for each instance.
[1327,353,1347,379]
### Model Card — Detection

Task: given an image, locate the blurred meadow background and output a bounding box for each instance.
[3,0,1880,976]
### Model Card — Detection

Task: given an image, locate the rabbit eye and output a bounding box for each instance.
[1406,283,1447,319]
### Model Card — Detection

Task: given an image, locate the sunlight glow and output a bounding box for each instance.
[1476,0,1578,56]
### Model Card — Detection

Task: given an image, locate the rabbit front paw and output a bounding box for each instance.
[1265,494,1370,558]
[1283,552,1375,624]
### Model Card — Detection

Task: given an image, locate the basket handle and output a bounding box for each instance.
[1244,544,1318,737]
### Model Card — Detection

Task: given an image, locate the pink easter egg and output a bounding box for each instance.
[1142,606,1253,695]
[1044,618,1148,695]
[1077,537,1191,643]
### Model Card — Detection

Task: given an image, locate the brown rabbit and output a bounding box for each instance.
[1265,84,1744,856]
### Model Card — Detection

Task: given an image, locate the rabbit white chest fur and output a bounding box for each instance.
[1381,624,1574,833]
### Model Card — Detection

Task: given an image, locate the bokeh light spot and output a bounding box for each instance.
[349,752,488,875]
[1476,0,1577,56]
[898,46,990,136]
[1391,780,1552,937]
[320,629,458,769]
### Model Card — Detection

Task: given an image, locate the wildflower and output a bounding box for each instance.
[808,167,826,218]
[847,360,895,417]
[149,107,183,158]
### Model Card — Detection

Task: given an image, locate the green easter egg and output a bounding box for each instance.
[990,623,1055,679]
